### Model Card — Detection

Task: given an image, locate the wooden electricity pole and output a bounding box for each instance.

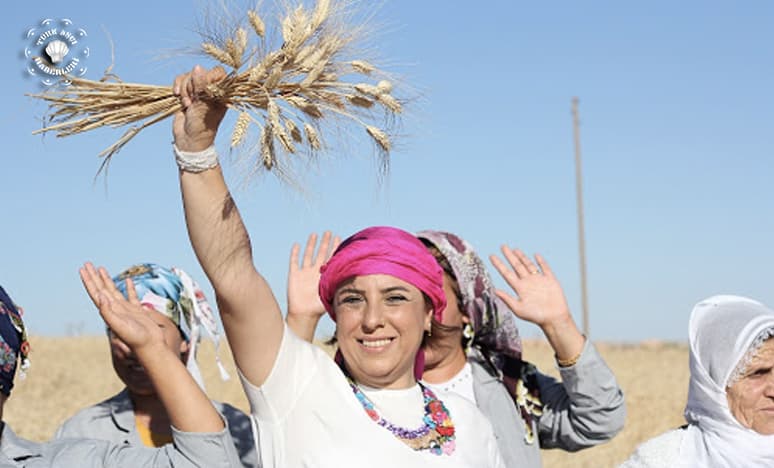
[571,97,590,337]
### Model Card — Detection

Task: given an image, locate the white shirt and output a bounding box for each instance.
[424,362,477,404]
[240,325,505,468]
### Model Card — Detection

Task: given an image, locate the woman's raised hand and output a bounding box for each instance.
[79,263,164,352]
[286,231,340,341]
[489,247,585,361]
[489,248,572,330]
[172,65,228,152]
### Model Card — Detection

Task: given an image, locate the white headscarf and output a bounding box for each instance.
[679,295,774,467]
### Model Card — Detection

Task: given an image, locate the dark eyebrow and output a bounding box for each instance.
[336,287,364,296]
[335,286,411,296]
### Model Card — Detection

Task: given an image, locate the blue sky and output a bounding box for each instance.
[4,1,773,341]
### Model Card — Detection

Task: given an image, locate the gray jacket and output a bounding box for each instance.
[0,421,240,467]
[55,389,258,468]
[473,340,626,468]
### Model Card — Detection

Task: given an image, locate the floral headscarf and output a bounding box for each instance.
[417,231,543,443]
[113,263,229,387]
[416,230,522,366]
[0,285,30,396]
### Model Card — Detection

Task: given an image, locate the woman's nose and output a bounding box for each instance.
[361,302,385,331]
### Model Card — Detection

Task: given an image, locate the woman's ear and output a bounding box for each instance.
[179,339,191,360]
[424,307,433,332]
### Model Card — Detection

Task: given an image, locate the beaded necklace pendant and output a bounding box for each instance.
[345,374,456,456]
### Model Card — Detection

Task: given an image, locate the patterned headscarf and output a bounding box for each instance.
[113,263,229,388]
[417,231,543,444]
[318,226,447,380]
[416,231,522,366]
[0,286,30,396]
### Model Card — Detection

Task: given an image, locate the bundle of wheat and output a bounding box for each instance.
[29,0,402,178]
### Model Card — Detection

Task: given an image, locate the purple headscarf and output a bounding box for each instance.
[417,230,522,366]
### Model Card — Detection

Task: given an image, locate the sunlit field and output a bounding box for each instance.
[6,336,689,467]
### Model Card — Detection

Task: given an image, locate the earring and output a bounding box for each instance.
[462,323,474,341]
[462,322,474,352]
[426,326,432,337]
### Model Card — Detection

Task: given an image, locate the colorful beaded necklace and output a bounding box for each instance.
[342,366,456,456]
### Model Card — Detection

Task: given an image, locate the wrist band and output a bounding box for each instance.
[556,351,582,368]
[556,337,586,368]
[173,144,219,172]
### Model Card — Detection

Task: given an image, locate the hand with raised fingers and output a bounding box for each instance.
[172,65,228,152]
[79,263,164,352]
[286,231,340,342]
[489,247,585,361]
[489,247,573,330]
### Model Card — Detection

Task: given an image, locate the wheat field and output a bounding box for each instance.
[4,336,689,468]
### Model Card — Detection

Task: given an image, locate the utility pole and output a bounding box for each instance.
[571,97,590,337]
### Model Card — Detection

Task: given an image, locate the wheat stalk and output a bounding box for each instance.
[29,0,404,180]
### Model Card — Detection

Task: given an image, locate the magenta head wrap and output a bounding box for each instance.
[319,226,447,321]
[318,226,447,381]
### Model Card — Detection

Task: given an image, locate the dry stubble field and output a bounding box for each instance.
[5,336,689,467]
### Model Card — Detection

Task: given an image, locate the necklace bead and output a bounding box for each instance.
[342,367,456,456]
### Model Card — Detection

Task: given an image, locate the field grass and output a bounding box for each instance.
[4,336,689,467]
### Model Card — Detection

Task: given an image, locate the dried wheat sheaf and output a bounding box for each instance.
[29,0,403,179]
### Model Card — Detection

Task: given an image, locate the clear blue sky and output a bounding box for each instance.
[4,0,773,341]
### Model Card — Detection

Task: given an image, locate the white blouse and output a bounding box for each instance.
[239,325,505,468]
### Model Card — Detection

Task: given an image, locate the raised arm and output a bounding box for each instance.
[489,247,585,362]
[490,248,625,448]
[172,65,283,386]
[286,231,339,342]
[79,262,224,433]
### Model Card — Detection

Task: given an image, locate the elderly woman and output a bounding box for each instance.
[286,231,626,467]
[621,295,774,467]
[55,263,257,468]
[0,280,241,467]
[170,65,505,466]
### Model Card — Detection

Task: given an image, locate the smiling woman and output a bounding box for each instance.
[621,295,774,467]
[169,65,505,467]
[332,274,431,389]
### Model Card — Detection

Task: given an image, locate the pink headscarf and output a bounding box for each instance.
[319,226,447,321]
[318,226,447,380]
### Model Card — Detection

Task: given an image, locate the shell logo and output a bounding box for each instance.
[24,18,89,86]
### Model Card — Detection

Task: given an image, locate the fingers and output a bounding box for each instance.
[80,262,107,306]
[302,232,319,268]
[499,246,543,277]
[125,278,140,305]
[535,253,554,278]
[97,267,124,302]
[489,254,518,288]
[315,231,333,266]
[515,249,541,276]
[330,236,341,258]
[493,288,524,317]
[297,231,337,268]
[207,65,227,83]
[289,243,301,272]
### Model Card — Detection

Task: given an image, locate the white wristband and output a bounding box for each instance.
[173,144,219,172]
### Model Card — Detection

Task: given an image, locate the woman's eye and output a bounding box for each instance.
[744,366,772,379]
[386,295,407,303]
[340,296,362,304]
